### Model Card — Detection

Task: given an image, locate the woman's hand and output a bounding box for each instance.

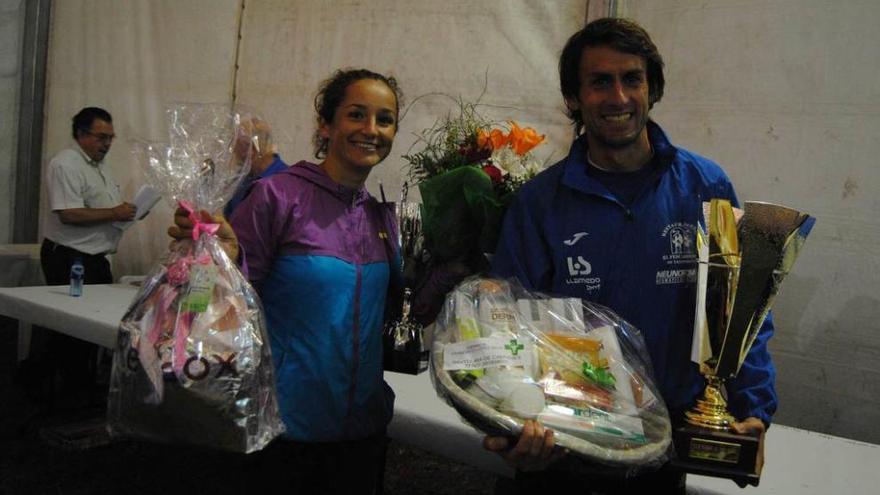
[167,207,239,260]
[482,419,564,472]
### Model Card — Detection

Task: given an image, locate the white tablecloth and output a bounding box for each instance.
[0,243,45,360]
[0,243,44,287]
[0,284,877,493]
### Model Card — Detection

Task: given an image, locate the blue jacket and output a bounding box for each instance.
[223,154,288,218]
[230,162,396,441]
[491,122,777,425]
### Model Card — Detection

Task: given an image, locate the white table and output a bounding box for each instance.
[0,243,44,287]
[0,243,45,360]
[1,284,878,494]
[0,284,130,353]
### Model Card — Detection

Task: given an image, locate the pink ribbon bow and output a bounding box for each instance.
[178,200,219,240]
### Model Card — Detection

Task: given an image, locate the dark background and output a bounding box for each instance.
[0,315,501,494]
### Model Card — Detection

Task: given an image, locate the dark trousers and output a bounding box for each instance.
[506,461,686,495]
[30,238,114,409]
[40,238,113,285]
[241,433,389,494]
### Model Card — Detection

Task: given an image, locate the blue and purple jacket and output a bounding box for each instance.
[230,161,397,442]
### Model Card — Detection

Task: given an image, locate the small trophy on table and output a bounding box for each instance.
[382,196,429,375]
[673,199,816,485]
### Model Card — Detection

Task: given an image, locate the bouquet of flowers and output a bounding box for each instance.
[431,277,672,467]
[404,100,547,268]
[107,104,284,453]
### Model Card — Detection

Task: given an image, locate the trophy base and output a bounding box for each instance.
[672,424,760,487]
[383,349,429,375]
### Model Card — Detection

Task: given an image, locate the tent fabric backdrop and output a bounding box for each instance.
[40,0,587,277]
[234,0,587,201]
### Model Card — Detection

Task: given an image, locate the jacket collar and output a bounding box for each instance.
[285,161,370,206]
[561,120,677,196]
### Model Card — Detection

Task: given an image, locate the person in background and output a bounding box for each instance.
[38,106,136,407]
[42,106,135,284]
[484,18,774,494]
[171,69,403,495]
[223,117,287,218]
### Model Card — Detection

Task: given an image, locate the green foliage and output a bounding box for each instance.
[403,98,495,184]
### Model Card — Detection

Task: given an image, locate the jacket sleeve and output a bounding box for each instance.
[229,180,283,286]
[725,312,778,426]
[715,175,778,425]
[489,190,554,291]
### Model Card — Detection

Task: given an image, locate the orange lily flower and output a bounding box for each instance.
[507,121,545,155]
[476,129,492,150]
[478,128,509,151]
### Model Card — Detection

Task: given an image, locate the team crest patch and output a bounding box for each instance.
[657,223,697,285]
[660,223,697,263]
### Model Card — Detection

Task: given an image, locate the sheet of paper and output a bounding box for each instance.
[113,185,162,230]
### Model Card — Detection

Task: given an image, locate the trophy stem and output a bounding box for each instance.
[684,376,735,431]
[401,287,413,318]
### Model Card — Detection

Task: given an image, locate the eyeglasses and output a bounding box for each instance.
[84,130,115,143]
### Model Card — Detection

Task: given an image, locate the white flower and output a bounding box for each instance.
[523,158,542,178]
[490,146,528,179]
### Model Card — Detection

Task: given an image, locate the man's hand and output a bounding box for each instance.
[732,416,766,487]
[59,203,136,225]
[112,202,137,221]
[167,207,239,260]
[482,419,563,472]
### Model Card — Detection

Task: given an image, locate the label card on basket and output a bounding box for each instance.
[443,336,533,371]
[182,264,218,313]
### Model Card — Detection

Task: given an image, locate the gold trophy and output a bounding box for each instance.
[673,199,816,485]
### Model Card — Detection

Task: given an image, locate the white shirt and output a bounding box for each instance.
[44,144,123,254]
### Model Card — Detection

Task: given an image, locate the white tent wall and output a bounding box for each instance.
[618,0,880,443]
[233,0,586,202]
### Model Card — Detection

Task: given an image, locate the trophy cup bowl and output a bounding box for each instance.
[673,199,816,486]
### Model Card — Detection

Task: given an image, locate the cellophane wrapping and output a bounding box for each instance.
[107,104,284,453]
[430,277,671,468]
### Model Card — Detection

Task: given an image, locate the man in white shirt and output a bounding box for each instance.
[41,106,135,285]
[37,107,135,408]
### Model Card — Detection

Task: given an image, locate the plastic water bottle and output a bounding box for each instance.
[69,258,84,297]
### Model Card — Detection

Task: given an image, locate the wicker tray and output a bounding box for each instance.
[431,342,671,466]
